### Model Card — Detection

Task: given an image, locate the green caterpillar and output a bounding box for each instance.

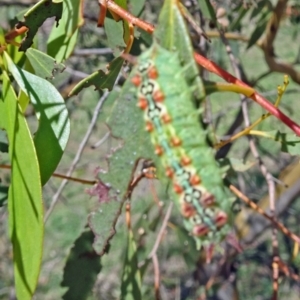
[131,44,231,248]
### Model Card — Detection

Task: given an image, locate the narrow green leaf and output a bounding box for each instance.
[47,0,84,62]
[69,57,124,96]
[249,0,270,21]
[203,0,217,22]
[61,230,101,300]
[229,5,249,31]
[0,73,43,300]
[155,0,205,100]
[16,0,63,51]
[247,9,271,50]
[197,0,210,18]
[4,52,70,185]
[88,65,156,254]
[121,229,142,300]
[26,48,65,79]
[246,19,269,50]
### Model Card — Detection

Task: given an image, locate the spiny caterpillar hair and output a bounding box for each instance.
[131,44,231,248]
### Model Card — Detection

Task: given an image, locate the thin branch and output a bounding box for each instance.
[218,22,279,298]
[0,164,96,185]
[73,48,113,56]
[148,202,173,259]
[229,184,300,245]
[194,52,300,136]
[152,254,161,300]
[260,0,300,85]
[44,90,110,222]
[91,131,110,149]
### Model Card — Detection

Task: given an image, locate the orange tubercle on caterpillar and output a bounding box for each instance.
[131,75,142,87]
[215,211,228,228]
[153,90,165,102]
[190,174,201,185]
[171,136,182,147]
[147,66,158,79]
[165,166,174,178]
[155,145,164,156]
[145,121,154,132]
[180,155,192,166]
[181,202,196,218]
[173,183,183,194]
[161,113,172,124]
[137,97,148,110]
[193,224,210,237]
[201,194,215,207]
[192,212,228,237]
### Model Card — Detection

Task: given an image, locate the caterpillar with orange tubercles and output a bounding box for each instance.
[131,43,232,249]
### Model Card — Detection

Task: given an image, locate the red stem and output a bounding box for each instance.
[194,53,300,136]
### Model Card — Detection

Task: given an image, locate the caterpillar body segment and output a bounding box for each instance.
[131,44,231,247]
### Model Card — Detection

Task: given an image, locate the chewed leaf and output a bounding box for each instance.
[86,180,112,203]
[88,200,123,256]
[87,61,156,255]
[26,48,65,79]
[68,57,124,96]
[104,18,126,56]
[16,0,63,51]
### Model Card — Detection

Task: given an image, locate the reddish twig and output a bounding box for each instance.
[229,184,300,245]
[278,258,300,282]
[0,164,96,185]
[194,53,300,136]
[152,254,161,300]
[97,0,154,33]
